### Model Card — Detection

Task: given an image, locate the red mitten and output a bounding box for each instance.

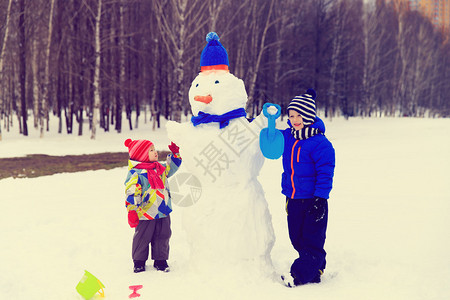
[168,142,180,155]
[128,210,139,228]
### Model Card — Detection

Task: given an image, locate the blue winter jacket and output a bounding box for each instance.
[281,117,335,200]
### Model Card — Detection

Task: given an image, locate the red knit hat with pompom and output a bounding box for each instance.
[124,139,153,162]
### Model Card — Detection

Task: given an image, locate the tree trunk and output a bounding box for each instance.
[40,0,56,138]
[0,0,13,83]
[32,38,40,129]
[153,0,208,122]
[18,0,28,136]
[246,0,275,118]
[91,0,103,139]
[0,0,12,141]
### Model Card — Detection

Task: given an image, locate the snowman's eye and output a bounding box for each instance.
[195,83,199,87]
[215,80,219,84]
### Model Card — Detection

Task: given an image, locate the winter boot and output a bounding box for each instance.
[281,273,296,288]
[133,260,146,273]
[153,260,170,272]
[282,269,323,287]
[310,269,324,283]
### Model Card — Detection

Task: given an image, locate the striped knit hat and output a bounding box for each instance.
[287,88,317,126]
[124,139,153,162]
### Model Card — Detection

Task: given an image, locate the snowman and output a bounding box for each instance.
[166,32,275,277]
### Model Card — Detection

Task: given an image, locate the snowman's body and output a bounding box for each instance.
[166,70,275,275]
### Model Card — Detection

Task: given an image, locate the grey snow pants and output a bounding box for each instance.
[132,215,171,263]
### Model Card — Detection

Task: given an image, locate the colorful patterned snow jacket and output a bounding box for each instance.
[281,117,335,200]
[125,154,182,220]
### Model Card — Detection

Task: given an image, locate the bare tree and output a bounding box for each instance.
[244,0,277,117]
[1,0,450,139]
[328,0,358,119]
[361,0,397,116]
[153,0,209,122]
[0,0,14,140]
[0,0,13,85]
[40,0,56,138]
[309,0,334,116]
[409,14,438,116]
[90,0,102,139]
[31,38,40,129]
[270,0,299,107]
[208,0,228,32]
[18,0,28,136]
[393,0,414,116]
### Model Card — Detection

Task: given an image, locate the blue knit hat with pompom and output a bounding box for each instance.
[200,32,229,71]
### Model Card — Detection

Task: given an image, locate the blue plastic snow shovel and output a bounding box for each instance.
[259,103,284,159]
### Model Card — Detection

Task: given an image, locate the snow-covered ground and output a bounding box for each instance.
[1,115,449,299]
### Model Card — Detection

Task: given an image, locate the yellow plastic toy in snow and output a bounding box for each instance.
[76,270,105,299]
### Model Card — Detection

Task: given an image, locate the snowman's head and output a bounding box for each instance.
[189,70,248,116]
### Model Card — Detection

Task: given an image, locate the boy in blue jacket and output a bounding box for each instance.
[278,89,335,287]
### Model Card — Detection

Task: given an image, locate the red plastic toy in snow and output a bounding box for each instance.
[129,285,143,298]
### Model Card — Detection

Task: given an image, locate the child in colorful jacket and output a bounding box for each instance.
[266,89,335,287]
[124,138,181,273]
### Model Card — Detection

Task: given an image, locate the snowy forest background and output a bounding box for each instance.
[0,0,449,139]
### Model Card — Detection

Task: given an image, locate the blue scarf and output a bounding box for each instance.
[191,108,247,129]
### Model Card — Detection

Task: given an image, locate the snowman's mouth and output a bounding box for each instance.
[194,95,213,104]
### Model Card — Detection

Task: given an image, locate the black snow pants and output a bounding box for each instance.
[286,197,328,285]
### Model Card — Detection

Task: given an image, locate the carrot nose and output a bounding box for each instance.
[194,95,212,104]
